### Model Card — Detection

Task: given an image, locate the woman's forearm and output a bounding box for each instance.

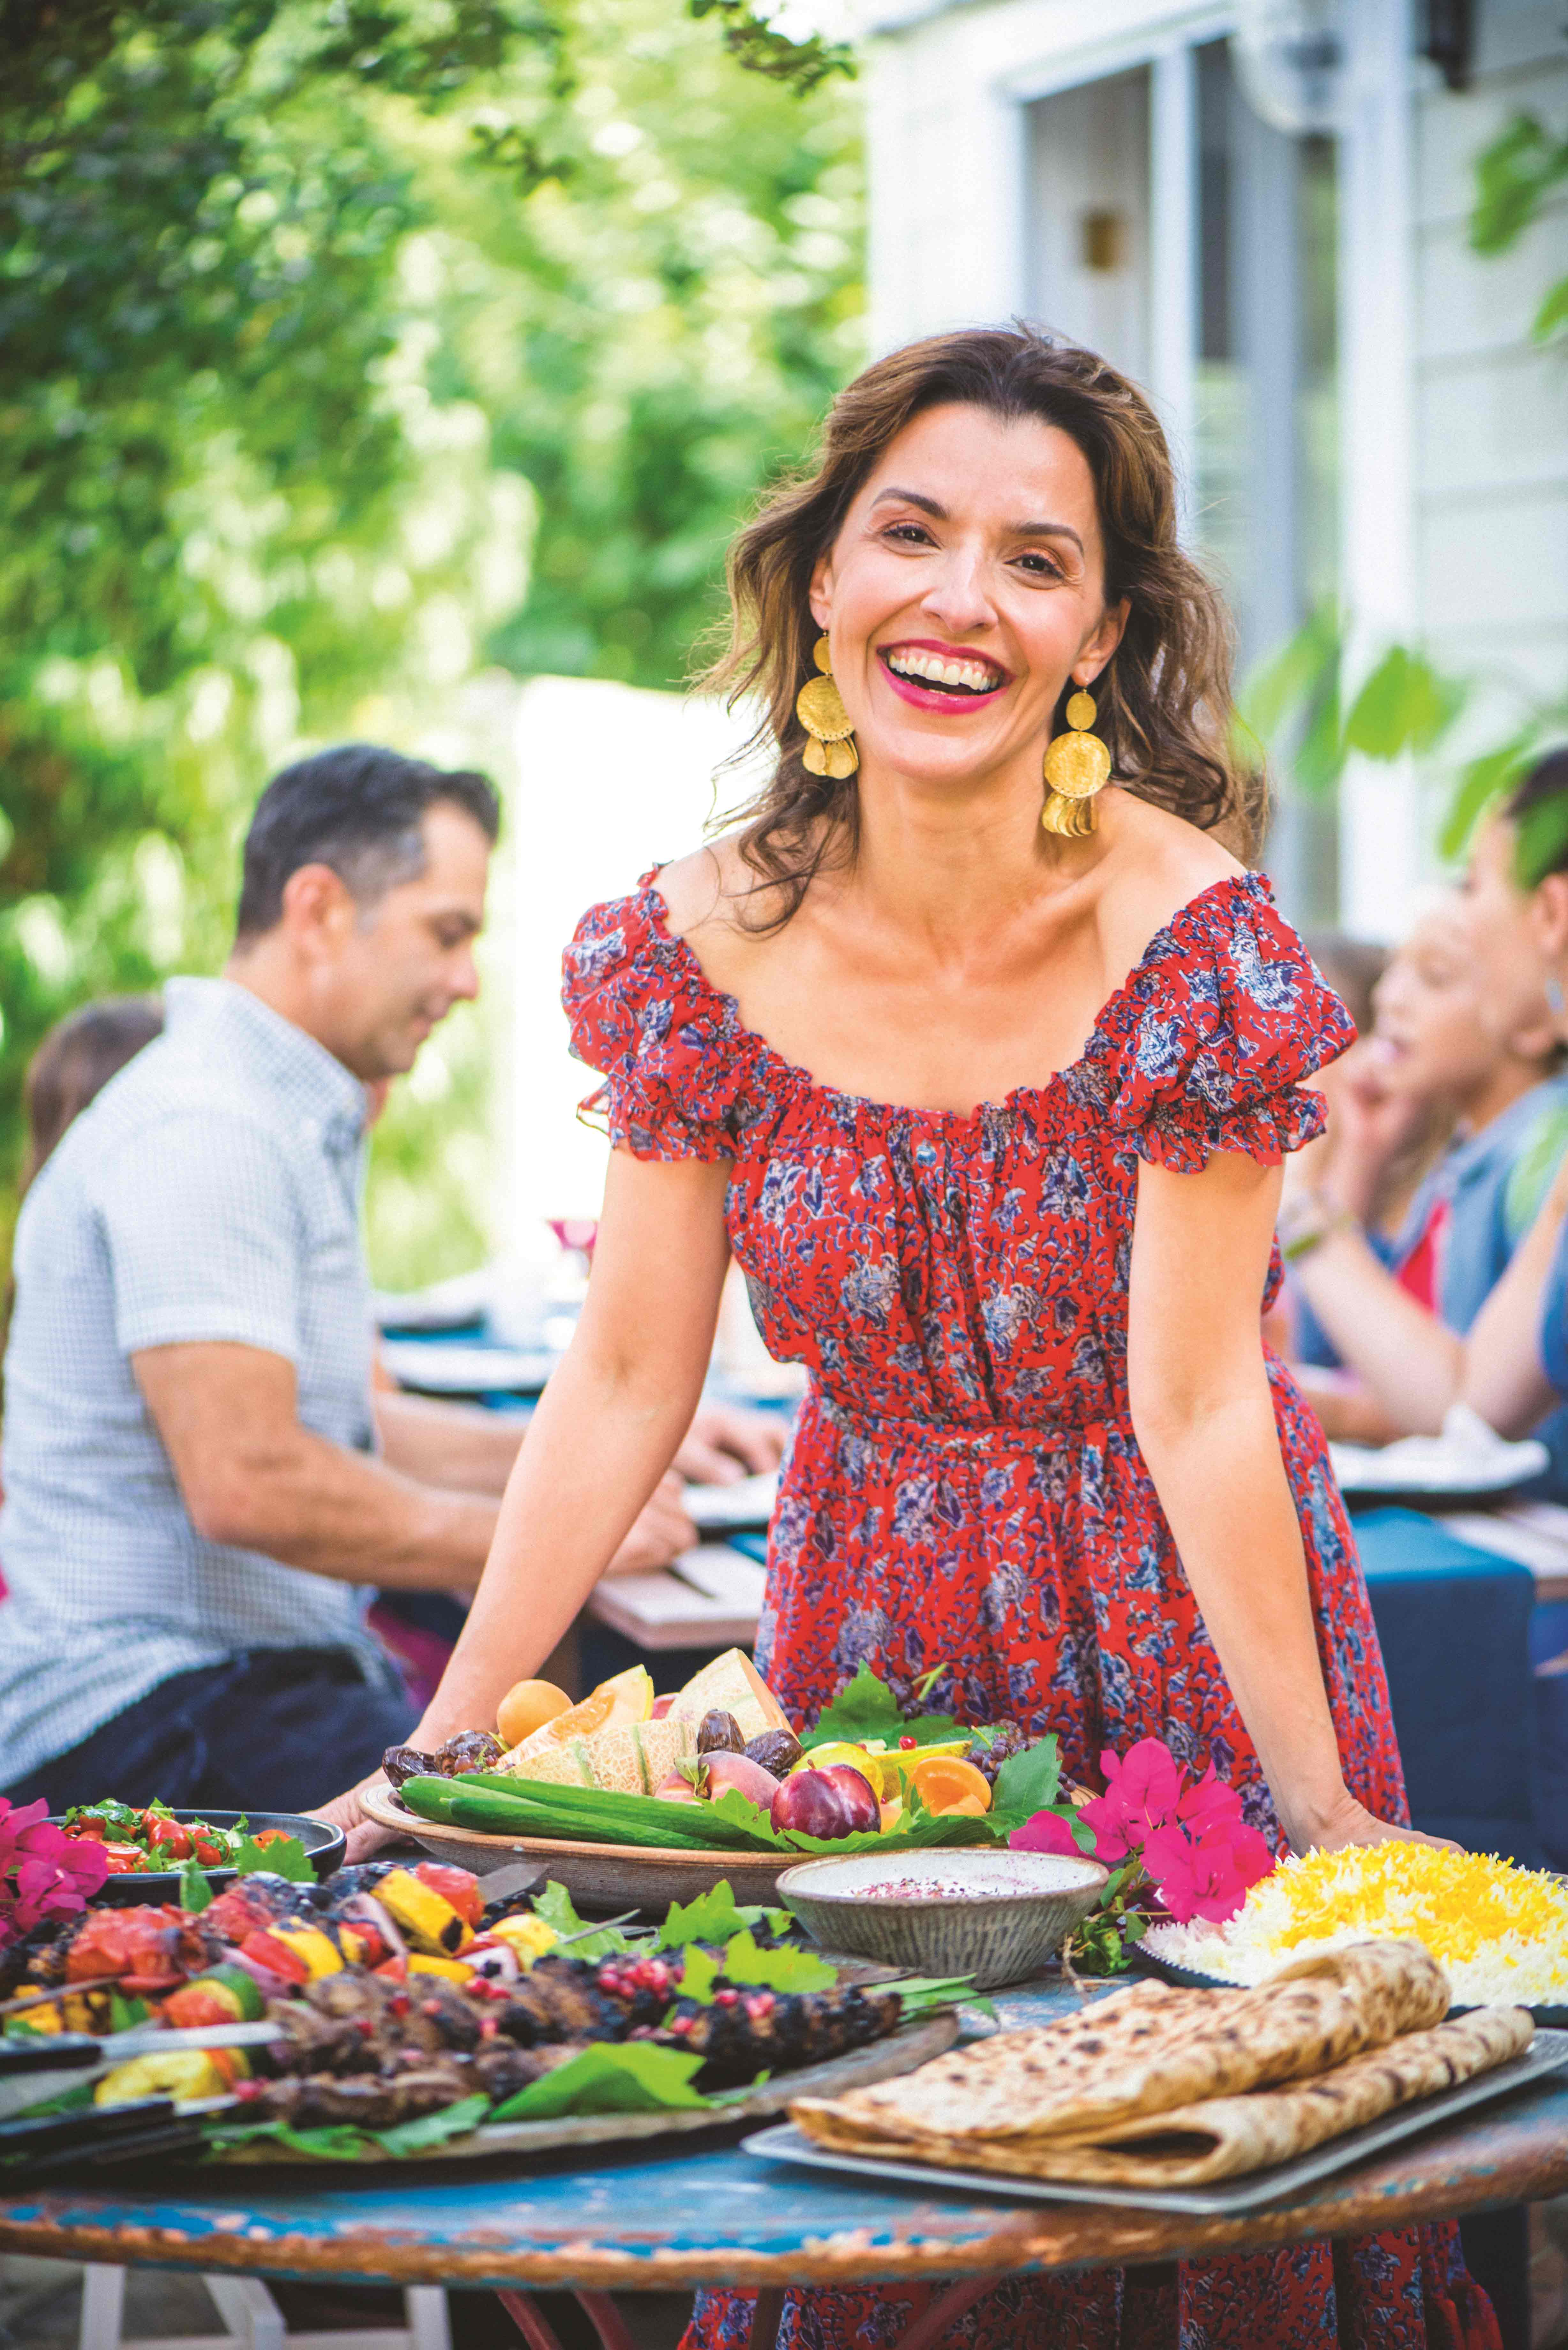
[1290,1227,1460,1434]
[409,1340,705,1748]
[1134,1386,1348,1852]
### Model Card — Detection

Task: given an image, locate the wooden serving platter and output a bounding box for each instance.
[362,1785,789,1907]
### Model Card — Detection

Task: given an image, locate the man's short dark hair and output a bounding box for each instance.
[235,745,501,942]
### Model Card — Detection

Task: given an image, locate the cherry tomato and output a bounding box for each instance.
[66,1817,107,1839]
[251,1828,293,1848]
[189,1832,225,1865]
[98,1844,148,1874]
[142,1815,192,1859]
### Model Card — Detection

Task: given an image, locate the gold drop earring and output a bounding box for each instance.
[795,636,859,780]
[1041,684,1112,837]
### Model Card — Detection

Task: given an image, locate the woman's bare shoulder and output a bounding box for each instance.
[655,830,799,947]
[651,840,732,940]
[1096,792,1246,978]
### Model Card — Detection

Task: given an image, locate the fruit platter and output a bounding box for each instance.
[368,1653,1088,1908]
[0,1849,968,2173]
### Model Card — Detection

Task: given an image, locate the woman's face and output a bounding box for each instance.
[1370,899,1506,1107]
[809,402,1127,794]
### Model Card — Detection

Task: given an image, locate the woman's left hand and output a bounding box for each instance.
[1291,1786,1458,1855]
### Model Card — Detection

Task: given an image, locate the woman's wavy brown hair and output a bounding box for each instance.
[702,324,1263,921]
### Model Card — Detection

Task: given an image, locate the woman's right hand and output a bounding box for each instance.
[1290,1785,1457,1855]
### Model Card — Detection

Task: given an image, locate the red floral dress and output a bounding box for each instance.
[564,868,1495,2350]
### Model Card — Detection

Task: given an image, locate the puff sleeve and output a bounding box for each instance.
[561,881,747,1161]
[1077,872,1354,1172]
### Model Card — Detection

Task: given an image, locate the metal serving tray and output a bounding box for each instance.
[743,2027,1568,2218]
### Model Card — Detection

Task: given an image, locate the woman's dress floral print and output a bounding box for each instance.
[562,868,1497,2350]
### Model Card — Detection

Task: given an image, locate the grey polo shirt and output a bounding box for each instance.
[0,977,399,1786]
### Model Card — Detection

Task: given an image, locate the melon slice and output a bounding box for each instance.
[668,1648,791,1743]
[505,1663,654,1765]
[503,1715,695,1795]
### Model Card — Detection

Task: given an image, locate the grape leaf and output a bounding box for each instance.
[654,1881,790,1949]
[489,2042,710,2119]
[530,1880,634,1960]
[718,1929,836,1993]
[678,1944,721,2005]
[992,1737,1062,1820]
[373,2095,492,2155]
[232,1834,313,1884]
[204,2120,374,2162]
[802,1664,902,1747]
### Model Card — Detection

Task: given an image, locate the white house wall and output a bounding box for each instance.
[1411,11,1568,774]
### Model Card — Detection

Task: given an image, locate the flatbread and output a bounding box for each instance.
[793,2006,1532,2187]
[792,1939,1449,2151]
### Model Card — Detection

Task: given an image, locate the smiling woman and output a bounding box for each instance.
[325,328,1496,2350]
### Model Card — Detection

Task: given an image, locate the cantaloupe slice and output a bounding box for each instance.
[668,1648,791,1743]
[503,1715,695,1795]
[505,1664,654,1764]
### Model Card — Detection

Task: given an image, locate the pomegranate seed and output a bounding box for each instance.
[899,1736,917,1750]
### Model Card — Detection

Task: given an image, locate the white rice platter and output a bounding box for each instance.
[1142,1843,1568,2015]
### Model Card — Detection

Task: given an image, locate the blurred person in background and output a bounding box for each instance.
[1280,891,1568,1454]
[0,745,774,1812]
[19,996,167,1193]
[1455,747,1568,1866]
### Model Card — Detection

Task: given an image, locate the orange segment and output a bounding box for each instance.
[910,1756,992,1816]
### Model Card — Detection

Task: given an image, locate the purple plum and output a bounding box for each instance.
[770,1763,880,1841]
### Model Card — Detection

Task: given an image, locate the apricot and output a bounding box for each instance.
[496,1678,573,1748]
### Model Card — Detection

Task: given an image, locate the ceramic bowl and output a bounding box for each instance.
[776,1847,1108,1990]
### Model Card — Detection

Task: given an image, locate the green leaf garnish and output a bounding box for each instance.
[654,1881,787,1950]
[373,2094,492,2155]
[489,2043,710,2119]
[718,1929,836,1993]
[530,1879,634,1960]
[177,1854,214,1912]
[678,1944,721,2005]
[232,1833,313,1883]
[803,1664,903,1747]
[992,1736,1062,1820]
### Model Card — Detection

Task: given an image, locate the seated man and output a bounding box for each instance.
[0,745,770,1812]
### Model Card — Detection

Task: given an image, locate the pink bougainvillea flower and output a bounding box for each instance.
[1078,1737,1183,1862]
[1174,1768,1238,1834]
[1009,1808,1086,1858]
[1142,1815,1276,1925]
[0,1794,108,1947]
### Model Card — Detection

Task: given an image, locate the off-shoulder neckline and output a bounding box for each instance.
[630,867,1272,1130]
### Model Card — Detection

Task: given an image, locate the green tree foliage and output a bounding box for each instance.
[0,0,862,1283]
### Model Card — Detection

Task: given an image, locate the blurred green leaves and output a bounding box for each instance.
[1469,112,1568,345]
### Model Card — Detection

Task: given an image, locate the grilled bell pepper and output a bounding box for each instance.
[377,1868,473,1955]
[486,1914,559,1967]
[265,1926,343,1981]
[94,2047,250,2106]
[405,1953,476,1982]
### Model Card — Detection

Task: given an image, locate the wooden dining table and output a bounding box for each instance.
[4,1978,1564,2350]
